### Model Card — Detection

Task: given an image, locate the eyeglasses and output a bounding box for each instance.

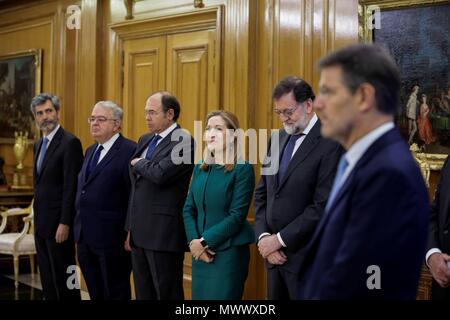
[144,110,161,117]
[87,116,118,124]
[274,103,303,117]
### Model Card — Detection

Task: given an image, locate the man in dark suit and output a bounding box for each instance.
[74,101,136,300]
[427,156,450,300]
[298,43,429,299]
[126,91,194,300]
[254,76,342,299]
[31,93,83,300]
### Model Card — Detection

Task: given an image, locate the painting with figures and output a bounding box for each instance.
[372,2,450,154]
[0,49,41,143]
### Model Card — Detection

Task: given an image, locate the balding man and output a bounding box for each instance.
[126,91,194,300]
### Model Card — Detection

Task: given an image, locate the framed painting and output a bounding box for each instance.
[0,49,42,144]
[359,0,450,169]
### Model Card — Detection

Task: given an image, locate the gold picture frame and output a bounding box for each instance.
[359,0,450,170]
[0,48,42,144]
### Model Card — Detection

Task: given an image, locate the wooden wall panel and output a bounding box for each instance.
[257,0,359,131]
[222,0,257,129]
[74,0,102,148]
[0,0,78,186]
[122,36,165,141]
[167,30,217,134]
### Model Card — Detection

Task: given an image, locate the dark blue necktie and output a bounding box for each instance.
[278,134,303,183]
[86,145,103,179]
[145,135,161,159]
[37,137,49,174]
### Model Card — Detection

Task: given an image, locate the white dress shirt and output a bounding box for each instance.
[37,124,60,163]
[95,133,120,164]
[42,124,60,146]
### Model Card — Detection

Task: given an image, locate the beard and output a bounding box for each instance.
[38,119,58,133]
[283,117,308,135]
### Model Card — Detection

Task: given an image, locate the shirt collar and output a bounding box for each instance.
[344,122,395,169]
[98,133,120,152]
[43,124,60,144]
[301,113,318,136]
[156,122,177,141]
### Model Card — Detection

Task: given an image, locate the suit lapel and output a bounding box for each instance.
[148,125,180,161]
[81,145,95,183]
[148,135,170,161]
[307,128,402,253]
[34,139,42,179]
[130,134,153,182]
[271,132,289,190]
[36,127,63,181]
[130,126,179,182]
[277,121,321,191]
[311,169,356,247]
[134,134,154,159]
[85,135,124,184]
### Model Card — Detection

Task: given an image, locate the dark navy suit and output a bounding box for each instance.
[74,134,136,300]
[298,128,429,299]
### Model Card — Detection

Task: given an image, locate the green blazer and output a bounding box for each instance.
[183,162,256,251]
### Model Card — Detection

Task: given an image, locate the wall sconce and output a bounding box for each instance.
[194,0,205,8]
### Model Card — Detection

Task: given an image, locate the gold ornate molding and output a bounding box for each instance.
[411,143,447,184]
[423,152,447,171]
[194,0,205,9]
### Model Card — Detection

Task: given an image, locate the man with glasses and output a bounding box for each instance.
[126,91,194,300]
[254,76,342,299]
[31,93,83,300]
[74,101,136,299]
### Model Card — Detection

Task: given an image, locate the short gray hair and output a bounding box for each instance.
[30,93,60,115]
[94,100,123,121]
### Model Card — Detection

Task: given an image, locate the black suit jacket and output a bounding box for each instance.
[254,120,343,273]
[126,125,194,252]
[74,135,136,248]
[429,155,450,255]
[33,126,84,238]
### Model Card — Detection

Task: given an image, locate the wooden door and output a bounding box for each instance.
[122,36,166,141]
[166,29,220,135]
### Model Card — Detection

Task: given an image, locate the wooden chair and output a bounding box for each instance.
[0,200,36,287]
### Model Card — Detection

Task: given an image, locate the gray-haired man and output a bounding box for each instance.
[74,101,136,300]
[31,93,83,300]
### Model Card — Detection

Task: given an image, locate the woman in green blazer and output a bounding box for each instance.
[183,110,255,300]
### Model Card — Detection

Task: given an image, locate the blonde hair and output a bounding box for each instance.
[201,110,240,172]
